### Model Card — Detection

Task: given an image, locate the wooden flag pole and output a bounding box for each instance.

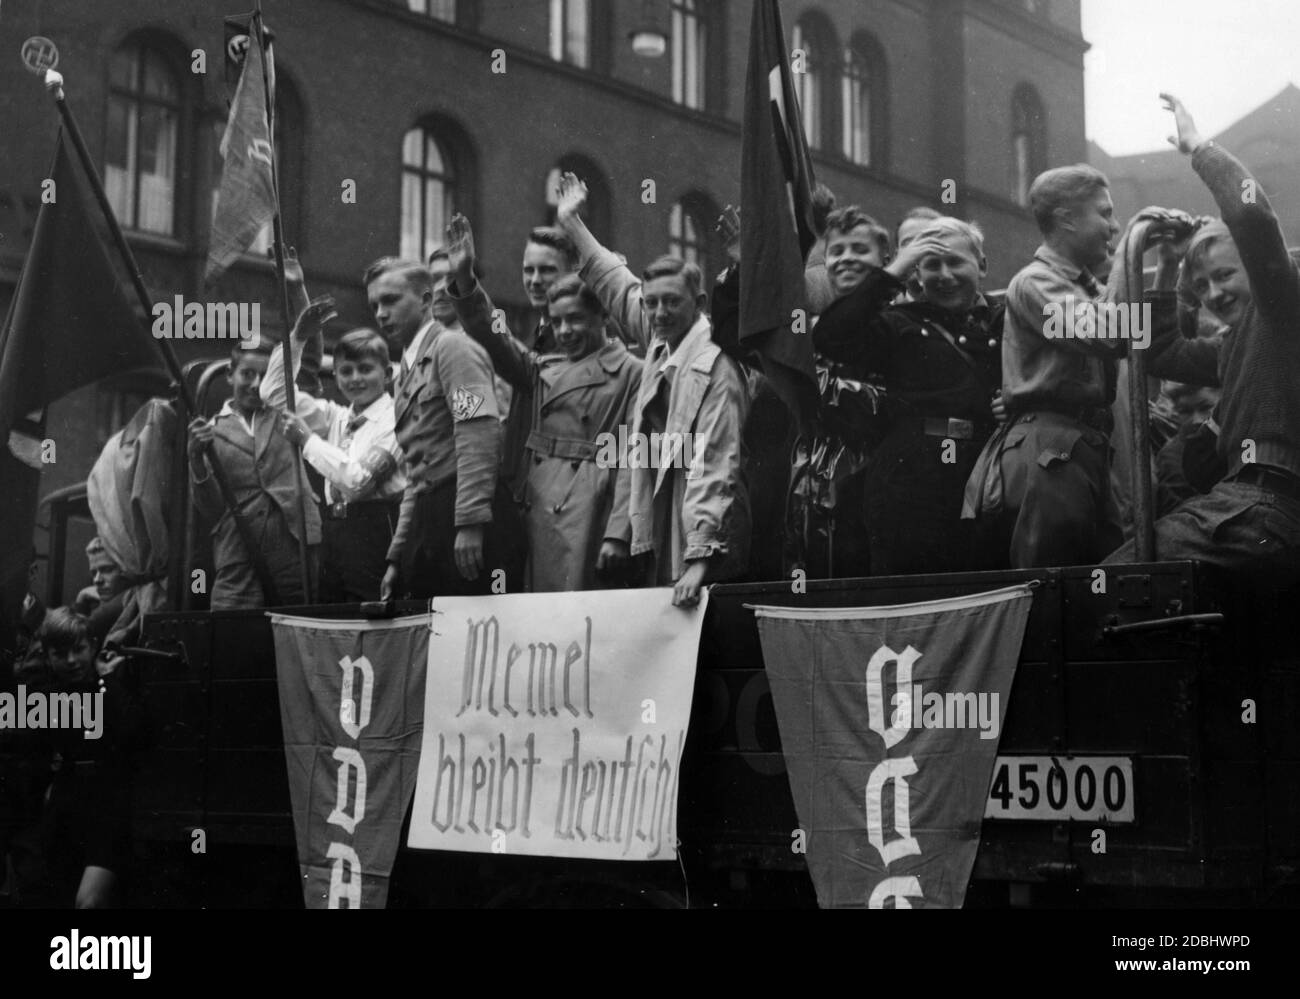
[252,4,313,603]
[44,68,283,606]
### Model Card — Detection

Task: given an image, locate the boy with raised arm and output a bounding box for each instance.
[1104,94,1300,578]
[554,172,750,606]
[445,214,641,592]
[263,298,406,603]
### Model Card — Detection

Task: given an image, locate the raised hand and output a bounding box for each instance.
[282,245,305,286]
[445,213,477,284]
[291,295,337,340]
[555,171,589,224]
[716,205,741,264]
[885,235,951,281]
[1160,93,1203,156]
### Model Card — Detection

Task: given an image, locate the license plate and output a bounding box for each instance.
[984,756,1135,823]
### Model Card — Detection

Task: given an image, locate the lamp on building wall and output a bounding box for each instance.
[629,0,667,57]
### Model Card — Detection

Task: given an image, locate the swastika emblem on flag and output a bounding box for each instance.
[20,36,60,74]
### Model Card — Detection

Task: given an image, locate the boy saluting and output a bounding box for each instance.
[1106,94,1300,579]
[444,213,641,592]
[263,298,407,603]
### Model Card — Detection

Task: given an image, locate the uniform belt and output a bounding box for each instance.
[323,498,401,520]
[526,432,598,462]
[1029,405,1114,435]
[921,417,989,441]
[1232,464,1300,502]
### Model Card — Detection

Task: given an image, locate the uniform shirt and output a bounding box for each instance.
[814,267,1003,424]
[1001,244,1126,414]
[263,340,405,505]
[386,318,501,563]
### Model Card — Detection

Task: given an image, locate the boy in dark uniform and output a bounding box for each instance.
[814,217,1005,574]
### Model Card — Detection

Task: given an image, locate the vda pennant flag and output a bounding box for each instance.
[753,584,1035,908]
[270,614,429,909]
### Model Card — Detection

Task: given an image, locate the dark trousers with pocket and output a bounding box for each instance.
[399,479,526,599]
[319,501,400,604]
[974,411,1122,570]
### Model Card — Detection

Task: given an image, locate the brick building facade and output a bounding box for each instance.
[0,0,1088,604]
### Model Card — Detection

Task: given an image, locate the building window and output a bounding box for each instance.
[1011,84,1047,206]
[106,42,181,235]
[668,193,719,287]
[841,34,886,168]
[550,0,590,68]
[407,0,456,21]
[401,127,456,262]
[792,14,837,152]
[672,0,707,110]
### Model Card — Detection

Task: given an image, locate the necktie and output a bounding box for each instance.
[1079,270,1102,298]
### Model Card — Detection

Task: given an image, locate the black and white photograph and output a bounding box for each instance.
[0,0,1293,972]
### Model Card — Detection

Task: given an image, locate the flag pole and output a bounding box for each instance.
[252,4,313,604]
[43,68,283,606]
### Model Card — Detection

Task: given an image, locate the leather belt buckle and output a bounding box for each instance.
[925,417,974,440]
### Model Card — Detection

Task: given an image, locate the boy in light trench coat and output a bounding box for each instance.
[445,214,641,592]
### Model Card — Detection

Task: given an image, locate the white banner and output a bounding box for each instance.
[408,588,707,861]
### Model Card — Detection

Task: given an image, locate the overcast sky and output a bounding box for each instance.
[1081,0,1300,155]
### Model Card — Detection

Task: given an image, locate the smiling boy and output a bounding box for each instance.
[1104,94,1300,580]
[264,299,407,603]
[445,214,641,592]
[554,172,750,607]
[188,346,321,609]
[814,217,1004,573]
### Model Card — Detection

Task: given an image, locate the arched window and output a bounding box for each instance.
[791,13,838,152]
[401,125,458,262]
[407,0,456,22]
[544,153,611,240]
[672,0,707,110]
[668,192,719,288]
[550,0,590,68]
[1012,84,1047,206]
[841,33,887,168]
[106,41,182,235]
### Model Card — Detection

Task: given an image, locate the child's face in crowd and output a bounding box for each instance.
[548,294,605,361]
[1061,188,1120,274]
[228,353,269,417]
[336,357,386,410]
[522,242,569,309]
[826,224,885,297]
[1188,239,1251,328]
[917,240,985,313]
[48,637,96,684]
[368,272,429,344]
[643,274,700,350]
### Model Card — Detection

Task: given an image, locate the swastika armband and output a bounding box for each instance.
[450,386,486,422]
